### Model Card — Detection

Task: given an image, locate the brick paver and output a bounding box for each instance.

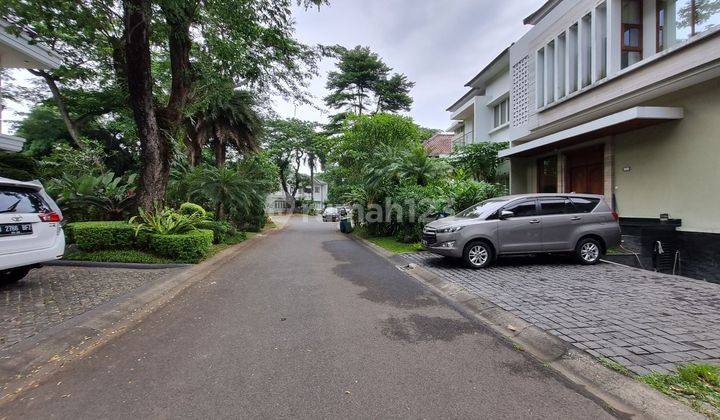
[403,252,720,375]
[0,266,177,352]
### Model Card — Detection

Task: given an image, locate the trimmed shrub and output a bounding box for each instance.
[179,202,207,217]
[148,229,213,263]
[199,220,235,244]
[69,221,136,251]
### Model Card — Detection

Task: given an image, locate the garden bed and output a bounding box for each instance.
[352,227,422,254]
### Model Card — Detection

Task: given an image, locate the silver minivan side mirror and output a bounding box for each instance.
[500,210,514,220]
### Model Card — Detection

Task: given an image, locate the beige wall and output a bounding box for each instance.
[613,79,720,233]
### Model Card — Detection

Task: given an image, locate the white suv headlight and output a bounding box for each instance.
[436,226,463,234]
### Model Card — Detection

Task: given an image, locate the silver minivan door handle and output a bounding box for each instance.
[570,216,582,221]
[529,219,540,224]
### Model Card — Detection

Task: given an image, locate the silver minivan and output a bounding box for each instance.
[422,194,620,268]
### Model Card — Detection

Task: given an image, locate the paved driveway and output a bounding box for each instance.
[0,266,177,352]
[402,252,720,376]
[0,217,612,419]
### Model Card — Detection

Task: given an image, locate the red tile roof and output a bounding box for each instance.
[423,133,453,157]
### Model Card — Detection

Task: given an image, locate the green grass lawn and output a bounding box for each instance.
[351,227,422,254]
[365,236,423,254]
[641,363,720,417]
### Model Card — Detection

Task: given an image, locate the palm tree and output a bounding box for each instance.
[185,89,263,167]
[188,165,260,220]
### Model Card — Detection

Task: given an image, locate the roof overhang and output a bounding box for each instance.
[465,46,511,88]
[446,88,480,112]
[499,107,684,158]
[447,121,464,132]
[0,21,62,69]
[0,133,26,152]
[524,0,563,25]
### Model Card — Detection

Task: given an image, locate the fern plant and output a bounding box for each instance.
[129,206,205,236]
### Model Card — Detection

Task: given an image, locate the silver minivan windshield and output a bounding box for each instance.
[455,198,508,218]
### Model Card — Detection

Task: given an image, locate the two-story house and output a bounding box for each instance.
[0,20,62,152]
[447,47,513,149]
[485,0,720,281]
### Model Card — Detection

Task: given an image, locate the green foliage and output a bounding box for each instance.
[69,221,136,251]
[444,178,505,212]
[179,202,207,218]
[199,220,236,244]
[0,152,37,181]
[36,142,107,181]
[221,231,248,245]
[49,171,137,221]
[130,207,206,236]
[324,45,414,116]
[451,142,509,183]
[63,249,174,265]
[186,86,263,166]
[15,105,74,157]
[148,229,214,263]
[642,363,720,417]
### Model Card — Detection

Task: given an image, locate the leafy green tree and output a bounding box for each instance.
[375,74,415,113]
[264,118,318,210]
[451,142,509,183]
[324,45,414,124]
[4,0,327,210]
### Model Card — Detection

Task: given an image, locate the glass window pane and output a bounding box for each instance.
[695,0,720,33]
[0,188,48,213]
[569,197,600,213]
[622,0,642,23]
[506,200,538,218]
[539,198,573,215]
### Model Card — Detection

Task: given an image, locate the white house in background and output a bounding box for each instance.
[447,46,512,150]
[0,20,62,152]
[265,179,328,213]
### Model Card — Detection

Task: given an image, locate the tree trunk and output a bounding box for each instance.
[28,69,85,150]
[278,164,295,213]
[309,160,315,204]
[214,138,226,167]
[124,0,166,211]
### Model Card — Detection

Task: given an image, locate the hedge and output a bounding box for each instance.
[68,221,136,251]
[147,229,213,263]
[199,220,236,244]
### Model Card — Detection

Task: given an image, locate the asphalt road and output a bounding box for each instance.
[2,216,614,419]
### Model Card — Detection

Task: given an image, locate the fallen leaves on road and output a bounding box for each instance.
[507,324,516,332]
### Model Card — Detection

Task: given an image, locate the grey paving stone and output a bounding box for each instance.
[402,252,720,374]
[0,266,175,352]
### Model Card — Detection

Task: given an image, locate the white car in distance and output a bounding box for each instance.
[0,177,65,283]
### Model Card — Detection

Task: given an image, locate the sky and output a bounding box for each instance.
[1,0,547,135]
[272,0,547,130]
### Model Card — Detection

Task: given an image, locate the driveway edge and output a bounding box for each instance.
[348,234,702,420]
[0,225,286,406]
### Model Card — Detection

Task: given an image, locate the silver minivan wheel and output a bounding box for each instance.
[464,241,493,269]
[576,238,602,265]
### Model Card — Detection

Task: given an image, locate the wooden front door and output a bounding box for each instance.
[565,146,604,195]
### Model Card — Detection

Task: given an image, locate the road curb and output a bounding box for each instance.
[44,260,192,270]
[0,225,285,407]
[348,234,702,420]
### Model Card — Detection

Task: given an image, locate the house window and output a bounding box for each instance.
[621,0,643,68]
[493,98,509,128]
[657,0,720,52]
[314,186,320,193]
[536,49,545,108]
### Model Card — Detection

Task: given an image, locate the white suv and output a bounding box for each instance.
[0,177,65,283]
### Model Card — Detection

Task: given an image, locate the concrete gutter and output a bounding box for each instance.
[0,225,286,407]
[45,260,192,270]
[348,234,703,420]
